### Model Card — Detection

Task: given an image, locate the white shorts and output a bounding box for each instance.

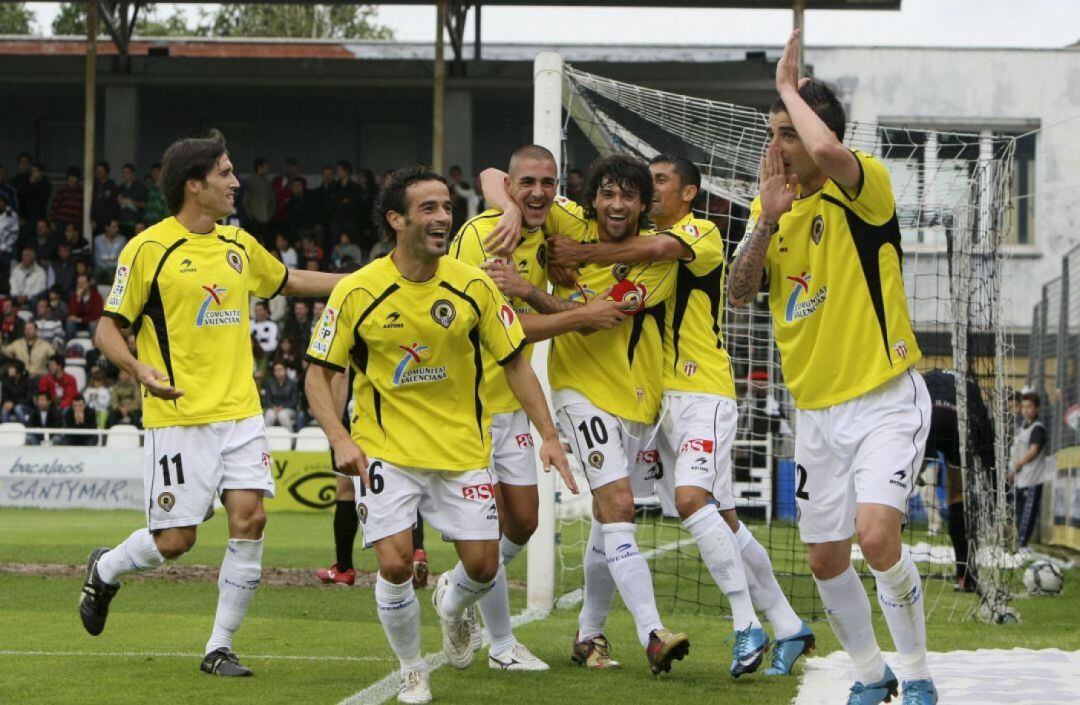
[491,410,538,486]
[353,460,500,547]
[144,414,274,531]
[794,367,931,543]
[658,392,738,511]
[554,394,660,497]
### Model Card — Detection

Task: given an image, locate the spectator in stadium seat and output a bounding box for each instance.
[2,320,51,377]
[18,162,51,227]
[25,218,58,265]
[0,192,18,274]
[273,233,298,269]
[83,369,112,427]
[90,161,118,233]
[283,299,314,354]
[308,165,336,234]
[250,300,278,353]
[286,178,321,241]
[10,246,46,306]
[116,163,147,238]
[46,286,69,322]
[330,232,362,269]
[50,167,83,229]
[107,368,141,427]
[1,297,24,344]
[32,298,65,349]
[9,153,32,205]
[143,163,168,226]
[328,160,361,243]
[0,163,18,212]
[356,168,377,249]
[1,359,33,423]
[565,167,585,203]
[26,390,62,444]
[66,272,103,339]
[242,157,275,242]
[272,335,302,380]
[272,157,300,225]
[61,221,91,259]
[39,354,78,408]
[299,233,324,268]
[92,218,125,285]
[62,393,99,445]
[48,243,78,299]
[261,361,299,431]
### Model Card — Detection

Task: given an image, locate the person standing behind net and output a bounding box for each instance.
[728,31,937,705]
[1010,391,1052,551]
[78,129,346,678]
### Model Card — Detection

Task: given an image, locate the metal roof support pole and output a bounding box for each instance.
[433,0,446,174]
[82,0,97,244]
[473,2,481,61]
[793,0,805,78]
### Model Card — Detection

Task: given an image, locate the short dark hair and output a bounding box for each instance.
[72,393,85,404]
[50,354,65,367]
[285,157,298,167]
[374,164,447,245]
[337,160,353,174]
[771,79,846,142]
[17,152,32,161]
[95,160,110,174]
[509,144,556,175]
[1020,392,1041,408]
[122,163,135,172]
[582,154,653,220]
[649,154,700,190]
[66,166,81,180]
[253,157,268,172]
[160,129,228,215]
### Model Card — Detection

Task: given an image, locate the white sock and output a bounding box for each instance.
[871,546,930,680]
[205,538,263,655]
[815,564,886,684]
[602,522,663,647]
[684,507,759,631]
[578,519,616,641]
[500,535,525,566]
[375,574,424,670]
[735,522,804,640]
[440,562,495,620]
[96,528,165,585]
[475,562,516,656]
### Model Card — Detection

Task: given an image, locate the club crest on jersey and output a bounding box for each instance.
[157,492,175,512]
[431,299,456,328]
[811,215,825,245]
[893,339,909,360]
[499,304,516,329]
[536,243,547,269]
[683,360,698,377]
[226,249,244,274]
[196,284,241,327]
[784,271,827,323]
[612,263,631,281]
[393,342,447,386]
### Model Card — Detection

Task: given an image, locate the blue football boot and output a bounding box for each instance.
[729,626,769,677]
[846,665,900,704]
[763,622,815,675]
[901,679,939,704]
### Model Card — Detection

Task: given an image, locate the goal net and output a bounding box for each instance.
[547,64,1018,623]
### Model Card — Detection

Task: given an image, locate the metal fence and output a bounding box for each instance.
[1027,244,1080,452]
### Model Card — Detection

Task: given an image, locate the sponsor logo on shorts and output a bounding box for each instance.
[811,215,825,245]
[106,265,129,308]
[893,339,909,360]
[636,449,659,465]
[645,464,663,480]
[499,304,516,329]
[383,311,404,329]
[357,502,368,523]
[462,482,496,501]
[196,284,241,327]
[261,452,271,469]
[587,451,604,469]
[683,360,698,377]
[889,469,908,489]
[431,299,456,328]
[157,492,175,512]
[515,433,534,449]
[393,342,447,386]
[690,456,710,473]
[681,438,715,454]
[784,271,827,323]
[226,249,244,274]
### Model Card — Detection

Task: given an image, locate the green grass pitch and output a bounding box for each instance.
[0,508,1075,705]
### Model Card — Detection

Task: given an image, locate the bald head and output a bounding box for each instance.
[509,144,556,178]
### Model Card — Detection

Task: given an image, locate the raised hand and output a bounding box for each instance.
[776,29,801,96]
[133,361,184,400]
[758,141,798,223]
[482,206,522,257]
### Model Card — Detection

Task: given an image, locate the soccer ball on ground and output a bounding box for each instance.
[1023,560,1064,596]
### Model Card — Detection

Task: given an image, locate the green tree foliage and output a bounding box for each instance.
[0,2,37,35]
[211,4,394,40]
[51,2,201,37]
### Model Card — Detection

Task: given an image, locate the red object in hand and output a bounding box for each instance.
[610,278,646,315]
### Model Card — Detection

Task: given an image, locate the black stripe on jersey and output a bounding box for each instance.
[468,325,484,440]
[270,267,289,299]
[305,354,345,373]
[836,150,866,202]
[140,238,188,389]
[355,283,400,328]
[497,338,526,366]
[821,192,903,365]
[670,261,725,373]
[437,280,482,317]
[217,233,250,262]
[626,302,665,367]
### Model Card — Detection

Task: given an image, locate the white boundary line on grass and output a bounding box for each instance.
[0,649,392,663]
[336,537,696,705]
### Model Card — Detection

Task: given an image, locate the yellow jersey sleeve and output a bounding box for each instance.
[544,197,592,243]
[241,229,289,298]
[306,278,366,372]
[666,218,725,277]
[832,150,895,226]
[450,218,490,266]
[465,274,527,365]
[103,237,152,327]
[630,251,679,309]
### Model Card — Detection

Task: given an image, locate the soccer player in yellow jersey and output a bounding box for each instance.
[484,154,691,675]
[77,130,346,677]
[304,165,574,704]
[449,145,631,668]
[548,154,814,678]
[728,31,936,705]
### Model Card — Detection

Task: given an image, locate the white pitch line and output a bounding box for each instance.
[0,649,392,663]
[338,537,694,705]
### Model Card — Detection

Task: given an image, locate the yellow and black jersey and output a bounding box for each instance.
[103,217,287,428]
[659,213,736,399]
[305,254,526,471]
[751,150,921,409]
[547,201,679,424]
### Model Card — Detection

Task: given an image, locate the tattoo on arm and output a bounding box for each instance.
[728,219,774,305]
[522,286,581,314]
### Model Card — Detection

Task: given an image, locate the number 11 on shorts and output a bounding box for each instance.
[158,453,186,487]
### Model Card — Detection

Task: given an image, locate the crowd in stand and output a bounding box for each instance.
[0,151,488,441]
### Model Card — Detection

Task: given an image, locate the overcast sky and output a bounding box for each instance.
[28,0,1080,48]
